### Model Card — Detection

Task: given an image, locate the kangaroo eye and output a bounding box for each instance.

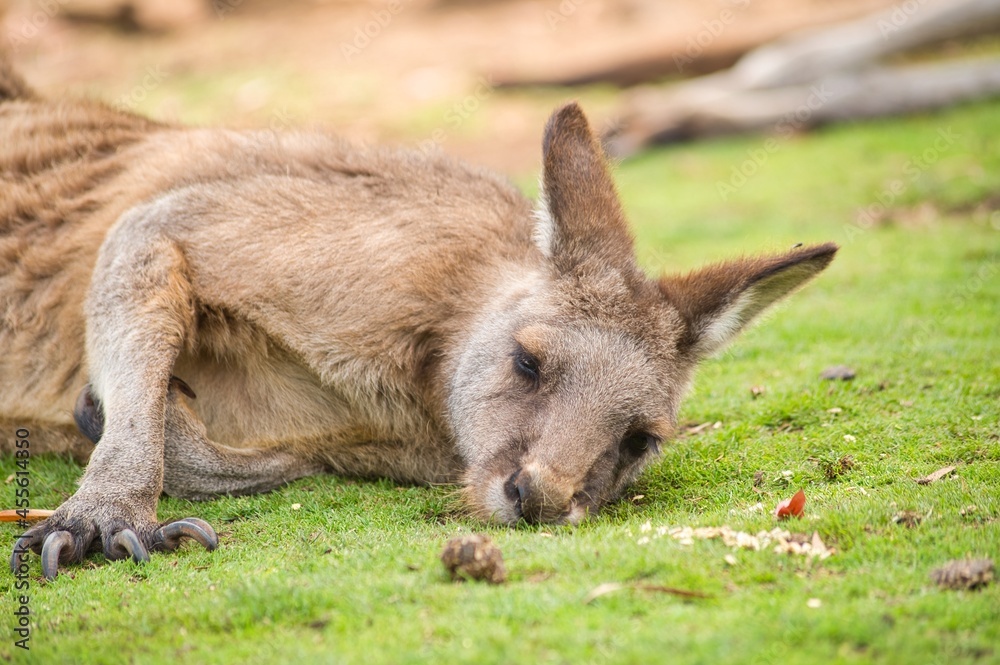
[512,348,540,383]
[621,432,660,457]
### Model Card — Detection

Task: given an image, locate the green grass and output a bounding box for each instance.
[3,99,999,664]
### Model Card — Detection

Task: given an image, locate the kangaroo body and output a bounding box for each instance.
[2,89,539,482]
[1,59,836,578]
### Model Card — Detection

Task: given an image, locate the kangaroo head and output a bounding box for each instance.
[449,103,837,524]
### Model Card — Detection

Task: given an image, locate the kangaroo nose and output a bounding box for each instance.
[503,470,533,519]
[514,471,541,523]
[509,465,572,524]
[515,476,534,521]
[516,481,529,506]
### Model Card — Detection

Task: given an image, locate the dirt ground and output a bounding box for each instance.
[3,0,895,173]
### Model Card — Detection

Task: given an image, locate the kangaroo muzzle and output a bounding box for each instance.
[506,462,575,524]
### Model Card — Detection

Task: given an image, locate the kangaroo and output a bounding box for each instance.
[1,56,836,580]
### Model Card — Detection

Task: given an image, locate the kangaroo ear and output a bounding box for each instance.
[535,102,636,275]
[659,243,838,358]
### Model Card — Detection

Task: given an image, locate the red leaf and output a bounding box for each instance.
[774,489,806,519]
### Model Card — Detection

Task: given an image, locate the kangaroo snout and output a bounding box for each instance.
[505,462,579,524]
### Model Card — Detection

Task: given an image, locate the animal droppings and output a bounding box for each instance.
[931,558,994,591]
[441,534,507,584]
[893,511,922,528]
[820,365,856,380]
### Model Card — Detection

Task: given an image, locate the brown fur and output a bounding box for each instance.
[1,56,836,575]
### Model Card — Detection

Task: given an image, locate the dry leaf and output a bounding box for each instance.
[809,531,835,559]
[583,582,626,604]
[915,465,956,485]
[774,489,806,519]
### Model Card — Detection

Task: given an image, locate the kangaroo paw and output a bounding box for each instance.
[9,499,218,580]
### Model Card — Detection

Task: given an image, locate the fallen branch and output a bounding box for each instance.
[583,581,712,604]
[604,0,1000,154]
[0,509,54,522]
[492,0,894,88]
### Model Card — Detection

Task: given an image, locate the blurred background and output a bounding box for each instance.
[6,0,1000,174]
[4,7,999,660]
[4,0,1000,285]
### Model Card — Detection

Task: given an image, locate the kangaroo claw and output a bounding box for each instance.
[9,536,31,574]
[11,496,219,578]
[41,531,75,580]
[111,529,150,564]
[158,518,219,551]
